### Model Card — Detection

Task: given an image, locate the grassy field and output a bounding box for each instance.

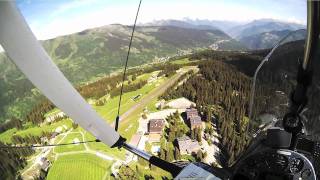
[54,133,86,153]
[170,58,190,65]
[83,130,126,160]
[131,162,172,180]
[146,98,158,112]
[170,58,200,65]
[93,79,163,124]
[47,153,113,180]
[0,128,17,144]
[0,119,72,143]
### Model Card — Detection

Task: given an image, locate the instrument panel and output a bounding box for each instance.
[234,149,316,180]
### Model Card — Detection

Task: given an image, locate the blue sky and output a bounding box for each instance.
[16,0,307,40]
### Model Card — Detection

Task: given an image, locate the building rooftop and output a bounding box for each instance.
[186,108,199,120]
[148,119,165,134]
[40,157,51,171]
[190,115,202,126]
[176,136,200,154]
[129,134,141,147]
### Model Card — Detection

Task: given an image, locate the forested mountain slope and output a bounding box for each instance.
[239,29,306,49]
[0,24,240,122]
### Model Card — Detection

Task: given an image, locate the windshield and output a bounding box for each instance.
[248,28,320,144]
[0,1,311,179]
[248,30,306,137]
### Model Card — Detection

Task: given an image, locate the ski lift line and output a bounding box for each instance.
[115,0,142,131]
[0,2,120,147]
[247,29,306,127]
[0,140,100,149]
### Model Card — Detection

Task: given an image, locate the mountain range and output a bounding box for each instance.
[0,24,243,121]
[145,18,305,39]
[146,18,306,49]
[0,18,307,122]
[239,29,306,49]
[227,19,305,39]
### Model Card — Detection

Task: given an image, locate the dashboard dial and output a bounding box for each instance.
[289,158,304,173]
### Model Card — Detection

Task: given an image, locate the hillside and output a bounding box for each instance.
[227,19,305,39]
[183,18,243,32]
[0,24,240,122]
[143,20,246,51]
[239,29,306,49]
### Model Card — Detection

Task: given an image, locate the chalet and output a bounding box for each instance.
[39,157,51,172]
[190,116,202,130]
[176,136,200,155]
[185,108,202,130]
[148,119,165,134]
[147,119,165,143]
[186,108,198,120]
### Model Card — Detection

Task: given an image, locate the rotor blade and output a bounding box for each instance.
[0,2,121,147]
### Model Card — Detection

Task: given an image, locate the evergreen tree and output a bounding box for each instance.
[196,128,202,142]
[160,148,166,160]
[72,122,79,129]
[118,165,138,180]
[166,143,175,162]
[174,147,181,160]
[196,150,203,162]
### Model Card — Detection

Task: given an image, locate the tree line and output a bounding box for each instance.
[77,63,181,100]
[109,80,148,98]
[0,142,34,179]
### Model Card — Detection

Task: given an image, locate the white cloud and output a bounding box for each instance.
[50,0,99,17]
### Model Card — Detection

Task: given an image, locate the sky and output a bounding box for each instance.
[14,0,307,40]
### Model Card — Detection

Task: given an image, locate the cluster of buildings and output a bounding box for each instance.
[45,112,66,123]
[175,108,202,155]
[131,107,203,156]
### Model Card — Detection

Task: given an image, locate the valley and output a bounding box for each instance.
[0,17,311,180]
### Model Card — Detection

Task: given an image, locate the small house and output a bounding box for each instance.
[39,157,51,172]
[185,108,202,130]
[186,108,198,120]
[190,116,202,130]
[176,136,200,155]
[148,119,165,134]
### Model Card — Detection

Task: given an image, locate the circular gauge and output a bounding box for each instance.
[269,153,288,171]
[289,158,304,173]
[301,169,312,178]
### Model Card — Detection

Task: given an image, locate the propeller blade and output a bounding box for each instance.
[0,2,121,147]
